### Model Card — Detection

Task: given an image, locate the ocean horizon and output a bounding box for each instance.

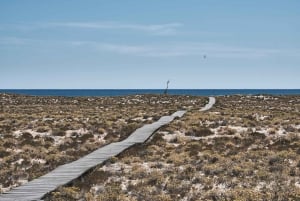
[0,89,300,97]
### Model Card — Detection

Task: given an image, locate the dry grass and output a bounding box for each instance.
[0,93,205,193]
[45,95,300,201]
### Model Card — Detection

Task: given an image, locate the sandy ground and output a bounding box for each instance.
[44,95,300,201]
[0,93,206,193]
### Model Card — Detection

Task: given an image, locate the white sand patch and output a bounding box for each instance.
[162,130,186,143]
[203,120,215,126]
[12,158,24,165]
[141,162,151,173]
[93,132,107,143]
[162,133,176,142]
[212,183,227,193]
[117,118,126,123]
[178,166,185,172]
[31,158,46,164]
[288,159,295,166]
[294,125,300,129]
[120,179,129,191]
[277,127,286,136]
[12,130,23,137]
[129,179,139,186]
[210,126,247,136]
[90,184,104,194]
[295,182,300,188]
[100,162,132,174]
[260,115,269,121]
[247,144,266,151]
[210,112,221,115]
[13,129,50,138]
[65,128,89,137]
[254,95,266,99]
[185,126,243,141]
[52,136,65,146]
[193,183,204,191]
[253,113,269,121]
[0,185,12,193]
[210,127,222,135]
[255,182,266,191]
[17,179,28,185]
[249,126,289,138]
[147,117,153,121]
[42,117,54,121]
[131,117,145,122]
[30,119,39,124]
[257,128,268,135]
[13,149,24,153]
[131,98,142,102]
[99,164,115,172]
[228,126,248,133]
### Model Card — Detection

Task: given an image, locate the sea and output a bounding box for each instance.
[0,89,299,97]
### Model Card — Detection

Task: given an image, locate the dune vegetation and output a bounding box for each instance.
[45,95,300,201]
[0,93,205,193]
[1,94,300,200]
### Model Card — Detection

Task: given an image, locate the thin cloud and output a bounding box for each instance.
[98,42,280,58]
[70,41,283,58]
[0,36,291,59]
[0,37,32,45]
[0,21,183,36]
[48,21,183,35]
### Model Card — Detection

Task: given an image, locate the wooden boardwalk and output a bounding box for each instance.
[200,97,216,111]
[0,97,215,201]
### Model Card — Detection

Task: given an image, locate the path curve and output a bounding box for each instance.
[0,97,215,201]
[200,97,216,111]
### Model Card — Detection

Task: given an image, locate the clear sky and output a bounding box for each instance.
[0,0,299,89]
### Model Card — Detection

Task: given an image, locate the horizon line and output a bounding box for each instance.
[1,88,300,90]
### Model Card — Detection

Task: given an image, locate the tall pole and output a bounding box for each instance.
[164,80,170,95]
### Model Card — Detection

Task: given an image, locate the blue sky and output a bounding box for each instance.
[0,0,299,89]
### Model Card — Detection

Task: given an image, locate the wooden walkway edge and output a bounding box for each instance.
[0,97,215,201]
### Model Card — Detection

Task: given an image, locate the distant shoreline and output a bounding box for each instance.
[0,89,300,97]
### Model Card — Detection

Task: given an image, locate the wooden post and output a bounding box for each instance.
[164,80,170,95]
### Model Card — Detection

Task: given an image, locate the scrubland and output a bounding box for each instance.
[46,95,300,201]
[0,93,204,193]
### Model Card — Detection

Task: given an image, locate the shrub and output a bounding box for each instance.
[51,129,65,136]
[186,127,213,137]
[0,147,9,157]
[80,133,94,143]
[36,126,49,132]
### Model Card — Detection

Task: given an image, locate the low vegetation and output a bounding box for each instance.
[0,93,205,193]
[45,95,300,200]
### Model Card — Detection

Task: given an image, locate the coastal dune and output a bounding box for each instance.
[0,94,210,200]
